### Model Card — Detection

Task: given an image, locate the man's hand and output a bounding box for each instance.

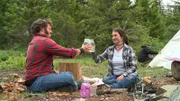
[74,44,92,57]
[81,44,91,53]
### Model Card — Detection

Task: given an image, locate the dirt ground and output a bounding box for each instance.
[0,70,179,101]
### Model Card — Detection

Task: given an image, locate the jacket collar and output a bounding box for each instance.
[34,33,47,37]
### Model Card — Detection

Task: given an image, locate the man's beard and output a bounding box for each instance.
[45,28,49,35]
[45,28,51,37]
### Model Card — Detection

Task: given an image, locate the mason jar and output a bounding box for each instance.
[83,39,95,52]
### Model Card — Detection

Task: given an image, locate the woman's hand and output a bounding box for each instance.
[116,75,124,82]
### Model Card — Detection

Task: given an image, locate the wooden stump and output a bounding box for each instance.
[59,62,82,81]
[171,61,180,81]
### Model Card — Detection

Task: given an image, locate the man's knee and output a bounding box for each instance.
[65,72,74,80]
[57,72,74,82]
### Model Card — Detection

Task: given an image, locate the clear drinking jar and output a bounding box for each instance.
[90,83,97,96]
[83,39,95,52]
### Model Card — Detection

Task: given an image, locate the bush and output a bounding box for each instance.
[0,50,26,70]
[0,54,9,61]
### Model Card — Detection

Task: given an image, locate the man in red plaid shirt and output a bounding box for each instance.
[24,18,91,92]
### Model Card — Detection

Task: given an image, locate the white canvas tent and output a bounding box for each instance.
[149,30,180,69]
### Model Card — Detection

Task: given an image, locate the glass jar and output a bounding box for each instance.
[83,39,95,52]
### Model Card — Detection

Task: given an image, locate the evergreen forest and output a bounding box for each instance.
[0,0,180,54]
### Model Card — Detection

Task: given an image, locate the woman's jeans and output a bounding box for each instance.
[27,72,78,92]
[103,73,139,88]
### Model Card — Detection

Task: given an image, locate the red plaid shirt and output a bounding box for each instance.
[25,34,77,81]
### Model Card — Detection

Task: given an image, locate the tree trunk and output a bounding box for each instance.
[59,62,82,81]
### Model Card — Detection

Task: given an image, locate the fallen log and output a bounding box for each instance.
[96,84,128,95]
[96,88,128,95]
[171,61,180,81]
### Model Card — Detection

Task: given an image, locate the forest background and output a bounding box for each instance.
[0,0,180,58]
[0,1,180,100]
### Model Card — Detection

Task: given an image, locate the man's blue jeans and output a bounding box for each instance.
[103,73,139,88]
[27,72,78,92]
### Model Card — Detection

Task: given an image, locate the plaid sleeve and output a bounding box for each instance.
[44,39,76,58]
[92,48,108,63]
[123,47,137,76]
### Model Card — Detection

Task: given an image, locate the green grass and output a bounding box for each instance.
[0,50,171,78]
[53,57,108,78]
[53,56,171,79]
[137,66,170,78]
[0,50,171,101]
[0,50,26,70]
